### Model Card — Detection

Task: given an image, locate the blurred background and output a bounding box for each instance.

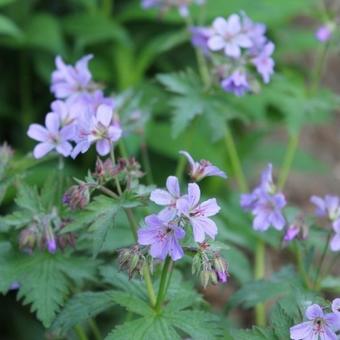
[0,0,339,338]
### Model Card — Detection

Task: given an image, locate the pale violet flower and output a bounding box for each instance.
[51,100,78,127]
[290,304,339,340]
[332,298,340,314]
[241,164,286,231]
[51,55,94,102]
[150,176,181,215]
[310,195,340,221]
[207,15,252,58]
[177,183,220,242]
[137,213,185,261]
[179,150,227,181]
[71,104,122,158]
[252,42,275,84]
[27,113,74,159]
[330,219,340,252]
[315,24,334,42]
[221,70,250,96]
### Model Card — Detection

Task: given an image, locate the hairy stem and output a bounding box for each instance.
[143,264,157,307]
[74,325,88,340]
[254,239,266,326]
[314,232,331,289]
[110,146,123,195]
[155,256,172,313]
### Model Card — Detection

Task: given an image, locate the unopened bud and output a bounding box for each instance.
[212,253,229,284]
[63,184,90,210]
[200,270,211,288]
[118,246,145,279]
[19,226,38,253]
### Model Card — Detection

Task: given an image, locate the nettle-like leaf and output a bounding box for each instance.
[157,69,238,140]
[270,302,295,340]
[104,269,223,340]
[0,243,97,328]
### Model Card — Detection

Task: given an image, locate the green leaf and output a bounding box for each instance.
[0,0,16,6]
[0,14,21,38]
[24,13,64,54]
[320,276,340,293]
[270,302,294,340]
[110,291,152,316]
[52,291,117,335]
[231,326,277,340]
[14,183,42,213]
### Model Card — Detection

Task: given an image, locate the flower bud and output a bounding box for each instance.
[63,184,90,210]
[19,226,38,253]
[118,245,145,279]
[200,270,211,288]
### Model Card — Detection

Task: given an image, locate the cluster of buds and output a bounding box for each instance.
[282,214,309,246]
[118,245,147,279]
[18,214,76,254]
[63,183,91,210]
[192,243,229,288]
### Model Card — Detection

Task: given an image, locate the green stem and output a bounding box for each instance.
[314,232,331,290]
[277,132,299,190]
[143,264,157,307]
[295,243,312,289]
[74,325,88,340]
[224,126,248,193]
[155,256,172,313]
[88,319,102,340]
[140,135,153,185]
[110,146,123,195]
[124,208,138,240]
[254,239,266,326]
[58,156,64,207]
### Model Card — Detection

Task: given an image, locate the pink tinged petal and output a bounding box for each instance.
[197,198,220,217]
[320,326,337,340]
[60,124,75,140]
[204,165,227,179]
[168,237,184,261]
[45,113,60,133]
[331,298,340,314]
[56,141,72,157]
[191,217,217,240]
[71,140,90,159]
[75,54,93,85]
[224,43,241,58]
[166,176,180,198]
[96,139,111,156]
[150,189,173,206]
[190,218,206,243]
[306,304,324,320]
[290,321,313,339]
[226,14,241,35]
[179,150,195,169]
[137,227,158,245]
[96,104,112,127]
[33,143,54,159]
[187,183,200,208]
[212,17,229,35]
[27,124,49,142]
[108,125,122,142]
[207,36,225,51]
[333,219,340,233]
[158,207,177,222]
[330,233,340,252]
[176,197,191,215]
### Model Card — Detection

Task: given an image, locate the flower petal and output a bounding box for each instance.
[207,36,225,51]
[212,17,229,35]
[166,176,180,198]
[187,183,200,208]
[330,233,340,252]
[289,321,313,340]
[198,198,220,217]
[191,217,217,240]
[306,304,324,320]
[96,104,112,127]
[33,143,54,159]
[150,189,173,206]
[45,113,60,133]
[96,139,111,156]
[179,150,195,169]
[27,124,48,142]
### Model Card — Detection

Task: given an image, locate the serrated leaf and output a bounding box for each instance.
[15,183,42,213]
[110,291,152,316]
[270,302,294,340]
[231,326,276,340]
[52,291,117,335]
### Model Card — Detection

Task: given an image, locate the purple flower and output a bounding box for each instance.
[207,15,252,58]
[190,27,213,55]
[242,14,267,50]
[330,219,340,252]
[51,55,94,102]
[332,298,340,314]
[241,164,286,231]
[27,113,74,159]
[290,304,339,340]
[179,150,227,181]
[252,41,275,84]
[51,100,78,127]
[221,70,250,96]
[150,176,181,216]
[177,183,220,242]
[283,224,300,243]
[71,104,122,158]
[315,25,333,42]
[310,195,340,221]
[137,214,185,261]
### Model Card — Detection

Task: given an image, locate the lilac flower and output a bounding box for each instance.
[141,0,162,8]
[137,214,185,261]
[51,55,94,102]
[179,150,227,181]
[177,183,220,242]
[290,304,339,340]
[241,164,286,231]
[27,113,74,159]
[332,298,340,314]
[51,100,78,127]
[330,219,340,252]
[190,27,213,55]
[252,42,275,83]
[315,25,333,42]
[71,104,122,158]
[207,15,252,58]
[310,195,340,221]
[283,224,300,243]
[242,14,267,50]
[221,70,250,96]
[150,176,181,215]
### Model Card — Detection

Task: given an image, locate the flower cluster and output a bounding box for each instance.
[137,151,226,265]
[290,299,340,340]
[191,13,275,96]
[311,195,340,251]
[241,164,286,232]
[141,0,205,17]
[27,55,122,159]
